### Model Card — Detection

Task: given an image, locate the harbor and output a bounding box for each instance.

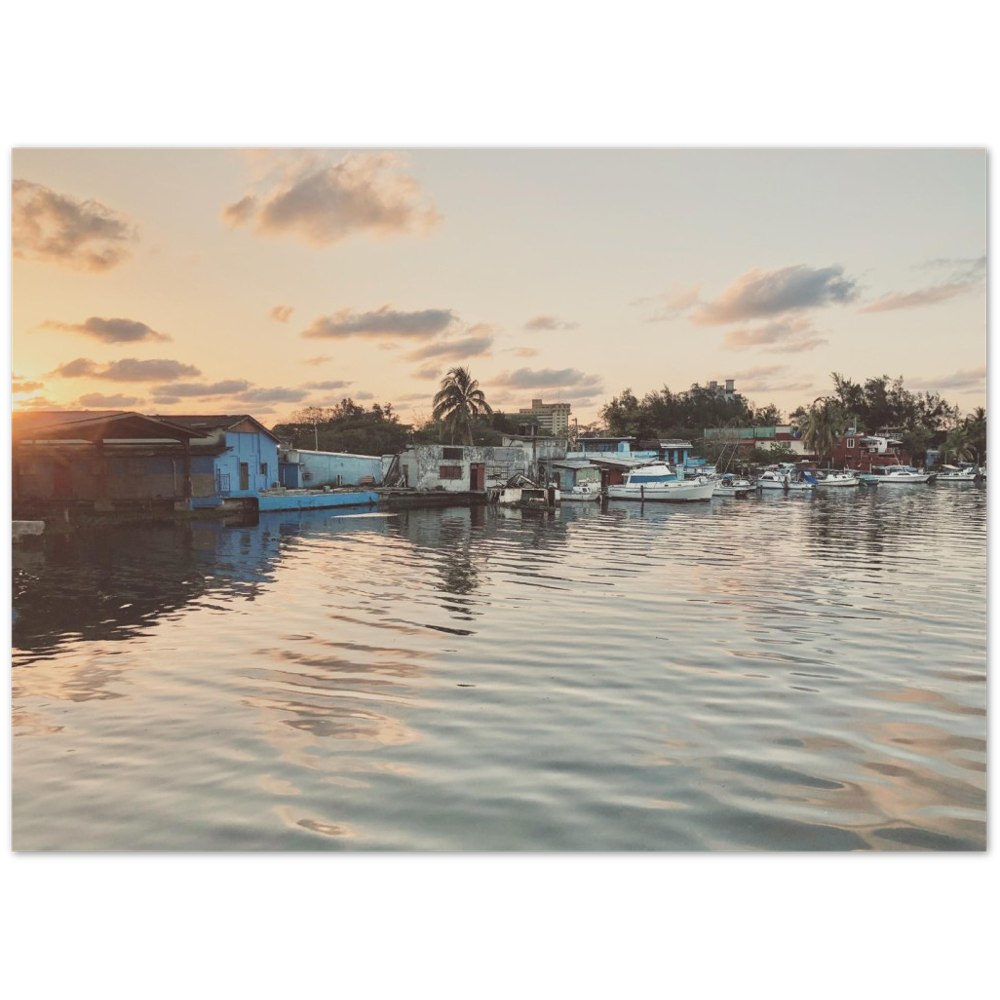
[12,484,986,851]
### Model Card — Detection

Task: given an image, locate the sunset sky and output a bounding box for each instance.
[11,148,986,428]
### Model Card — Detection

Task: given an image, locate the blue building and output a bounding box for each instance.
[162,415,280,499]
[278,448,383,489]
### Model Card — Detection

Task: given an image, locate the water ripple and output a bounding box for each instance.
[12,488,986,850]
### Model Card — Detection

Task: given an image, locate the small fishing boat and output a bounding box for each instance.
[562,482,603,501]
[712,473,753,497]
[756,468,816,491]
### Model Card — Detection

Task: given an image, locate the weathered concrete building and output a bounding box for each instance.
[396,437,569,491]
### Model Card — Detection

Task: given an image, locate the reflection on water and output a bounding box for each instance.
[12,489,986,850]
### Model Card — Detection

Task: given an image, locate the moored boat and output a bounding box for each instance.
[562,482,603,501]
[935,464,979,482]
[815,470,860,488]
[869,465,934,484]
[756,468,816,491]
[712,473,753,497]
[606,462,714,502]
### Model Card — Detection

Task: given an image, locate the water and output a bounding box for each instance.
[11,486,987,850]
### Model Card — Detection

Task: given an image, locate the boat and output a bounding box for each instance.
[869,465,934,484]
[498,474,560,507]
[755,468,816,491]
[711,473,753,498]
[935,464,979,482]
[815,470,860,488]
[606,462,715,502]
[562,482,603,501]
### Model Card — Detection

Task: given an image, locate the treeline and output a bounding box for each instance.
[272,400,411,455]
[597,373,986,464]
[600,384,782,440]
[271,399,526,454]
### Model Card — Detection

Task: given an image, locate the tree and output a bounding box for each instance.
[941,425,974,465]
[964,407,987,464]
[801,399,847,464]
[273,398,411,455]
[432,366,493,445]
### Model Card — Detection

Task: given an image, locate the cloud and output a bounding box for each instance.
[302,355,333,366]
[48,357,201,382]
[507,346,540,358]
[302,380,352,390]
[39,316,170,343]
[13,396,67,411]
[729,365,816,394]
[236,386,308,403]
[302,306,456,340]
[413,365,442,381]
[692,265,858,325]
[862,255,984,313]
[524,314,578,331]
[724,317,828,353]
[906,366,986,393]
[269,305,294,323]
[403,327,494,362]
[915,256,986,281]
[13,375,44,394]
[861,285,973,312]
[491,367,605,398]
[633,285,702,322]
[222,152,440,245]
[13,179,138,271]
[76,392,142,408]
[151,379,251,398]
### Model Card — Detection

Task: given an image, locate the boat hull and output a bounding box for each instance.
[606,480,715,502]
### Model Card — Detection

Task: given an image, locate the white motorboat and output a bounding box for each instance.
[712,474,753,497]
[815,470,860,488]
[756,469,816,491]
[869,466,934,484]
[562,482,603,501]
[606,462,715,502]
[935,464,979,482]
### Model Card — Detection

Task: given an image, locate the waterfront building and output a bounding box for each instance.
[12,410,205,512]
[703,424,807,456]
[277,447,383,489]
[829,429,912,470]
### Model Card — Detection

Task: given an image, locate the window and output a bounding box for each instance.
[846,438,855,449]
[260,462,268,477]
[443,447,464,460]
[487,465,512,481]
[439,465,463,480]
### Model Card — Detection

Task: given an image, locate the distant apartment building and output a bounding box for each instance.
[707,379,743,401]
[517,398,572,434]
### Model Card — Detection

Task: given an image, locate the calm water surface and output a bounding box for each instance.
[12,486,987,850]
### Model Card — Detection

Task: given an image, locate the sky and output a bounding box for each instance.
[11,148,986,430]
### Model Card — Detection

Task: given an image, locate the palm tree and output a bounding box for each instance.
[801,399,846,465]
[432,366,493,445]
[963,407,986,464]
[942,425,974,465]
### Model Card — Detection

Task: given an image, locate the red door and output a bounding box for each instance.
[470,463,485,490]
